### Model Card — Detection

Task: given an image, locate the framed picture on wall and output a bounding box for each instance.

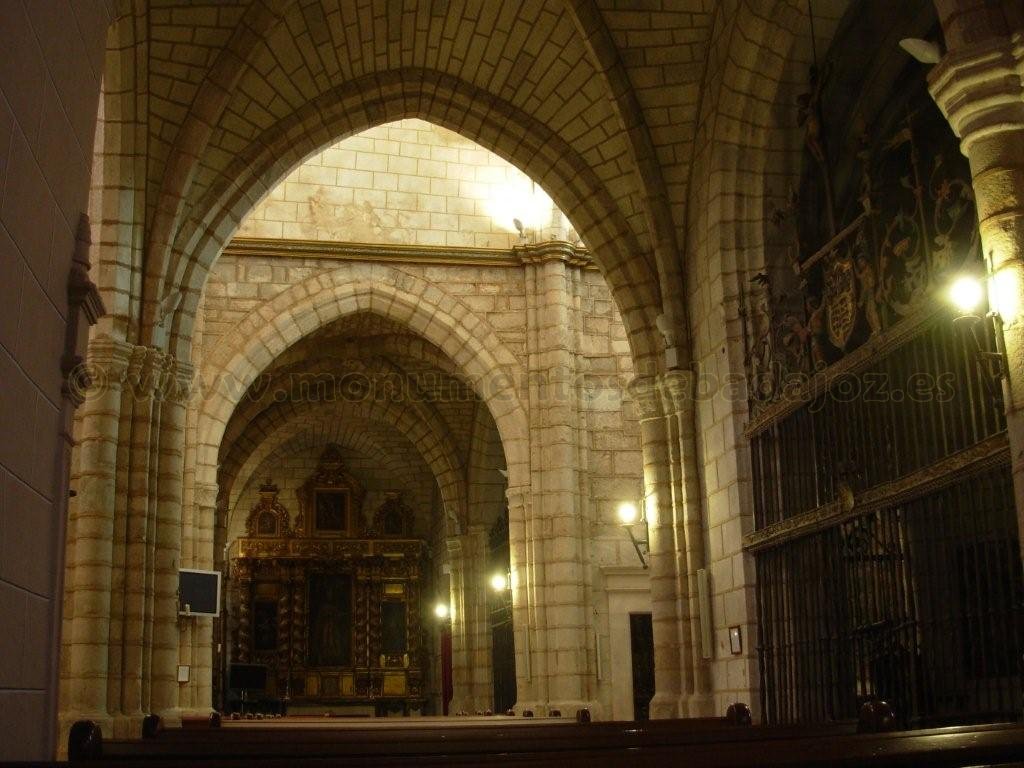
[315,489,350,534]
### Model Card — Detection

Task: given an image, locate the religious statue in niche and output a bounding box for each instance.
[308,574,352,666]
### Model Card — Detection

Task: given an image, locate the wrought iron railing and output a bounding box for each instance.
[750,309,1005,532]
[756,464,1023,726]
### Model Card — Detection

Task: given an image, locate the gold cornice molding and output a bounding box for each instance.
[229,536,426,561]
[224,236,596,270]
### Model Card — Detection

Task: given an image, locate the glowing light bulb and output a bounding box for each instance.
[617,501,639,525]
[950,275,984,315]
[434,602,450,619]
[490,573,508,592]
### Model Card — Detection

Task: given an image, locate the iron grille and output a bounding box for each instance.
[757,465,1023,726]
[751,311,1006,530]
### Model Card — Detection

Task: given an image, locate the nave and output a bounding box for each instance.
[2,0,1024,764]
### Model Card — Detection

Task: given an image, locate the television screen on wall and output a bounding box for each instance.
[178,569,221,617]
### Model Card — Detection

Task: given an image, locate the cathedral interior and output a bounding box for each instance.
[2,0,1024,763]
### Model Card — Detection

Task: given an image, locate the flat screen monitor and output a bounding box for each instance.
[178,569,221,617]
[229,663,268,691]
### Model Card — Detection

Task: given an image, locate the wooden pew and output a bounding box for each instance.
[83,703,763,759]
[67,703,849,762]
[63,703,1024,768]
[66,723,1024,768]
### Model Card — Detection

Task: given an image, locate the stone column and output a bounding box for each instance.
[150,359,191,721]
[104,349,138,736]
[661,371,714,716]
[60,337,131,734]
[465,524,493,712]
[179,480,217,714]
[119,347,160,724]
[54,213,106,753]
[628,374,683,718]
[524,248,591,715]
[61,344,193,735]
[446,525,494,713]
[506,485,540,712]
[446,536,472,712]
[928,13,1024,553]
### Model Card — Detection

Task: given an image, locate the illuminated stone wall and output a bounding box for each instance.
[237,119,576,249]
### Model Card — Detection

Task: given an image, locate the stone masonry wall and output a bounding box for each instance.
[682,0,848,715]
[236,119,576,249]
[195,247,645,717]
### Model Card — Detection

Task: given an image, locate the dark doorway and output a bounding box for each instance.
[441,626,453,716]
[489,508,516,712]
[630,612,655,720]
[491,620,516,713]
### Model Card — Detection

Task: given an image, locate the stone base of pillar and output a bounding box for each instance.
[155,707,183,728]
[649,692,682,719]
[110,712,144,739]
[680,693,716,718]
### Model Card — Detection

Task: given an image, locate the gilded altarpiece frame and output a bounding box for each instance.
[228,449,426,713]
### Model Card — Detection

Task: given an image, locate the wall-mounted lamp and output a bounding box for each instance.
[617,501,649,569]
[949,274,1008,390]
[434,602,451,621]
[490,572,509,592]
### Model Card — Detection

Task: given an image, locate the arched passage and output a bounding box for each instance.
[149,70,664,369]
[194,267,530,503]
[219,395,468,534]
[227,421,433,526]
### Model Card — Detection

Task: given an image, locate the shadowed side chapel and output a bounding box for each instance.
[2,0,1024,764]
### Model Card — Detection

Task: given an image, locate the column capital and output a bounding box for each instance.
[505,485,531,509]
[194,482,219,509]
[659,369,695,417]
[514,240,592,269]
[86,336,136,381]
[929,34,1024,152]
[162,358,195,404]
[124,345,170,399]
[446,537,464,558]
[627,375,665,420]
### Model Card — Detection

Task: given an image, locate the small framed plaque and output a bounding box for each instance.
[729,625,742,655]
